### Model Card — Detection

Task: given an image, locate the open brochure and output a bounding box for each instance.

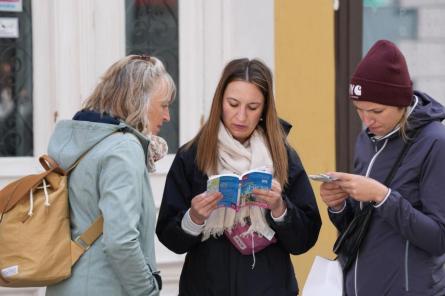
[206,169,273,209]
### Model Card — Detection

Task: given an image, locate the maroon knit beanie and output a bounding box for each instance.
[349,39,413,107]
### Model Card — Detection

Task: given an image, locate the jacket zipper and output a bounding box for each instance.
[354,138,389,296]
[405,240,410,292]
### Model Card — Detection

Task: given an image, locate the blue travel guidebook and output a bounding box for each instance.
[206,170,273,209]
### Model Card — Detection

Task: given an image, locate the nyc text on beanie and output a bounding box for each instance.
[349,39,413,107]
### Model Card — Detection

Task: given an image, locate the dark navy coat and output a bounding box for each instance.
[330,91,445,296]
[156,131,321,296]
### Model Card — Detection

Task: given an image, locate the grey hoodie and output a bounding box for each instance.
[330,91,445,295]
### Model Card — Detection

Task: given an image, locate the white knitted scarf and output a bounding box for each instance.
[146,135,168,172]
[202,122,275,241]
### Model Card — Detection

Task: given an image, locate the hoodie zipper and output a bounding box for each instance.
[354,138,389,296]
[405,240,410,292]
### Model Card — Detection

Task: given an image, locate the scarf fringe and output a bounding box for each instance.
[202,122,275,241]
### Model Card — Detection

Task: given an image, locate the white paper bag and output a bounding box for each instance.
[302,256,343,296]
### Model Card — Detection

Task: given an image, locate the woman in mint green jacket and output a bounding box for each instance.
[45,55,175,296]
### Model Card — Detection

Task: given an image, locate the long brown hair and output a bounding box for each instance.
[189,58,289,186]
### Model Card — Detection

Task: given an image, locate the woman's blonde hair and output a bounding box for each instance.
[399,107,410,141]
[83,55,176,133]
[189,58,289,186]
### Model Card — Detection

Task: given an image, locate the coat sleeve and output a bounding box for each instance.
[328,133,364,234]
[377,135,445,255]
[328,200,356,233]
[98,138,159,296]
[266,147,322,255]
[156,148,203,254]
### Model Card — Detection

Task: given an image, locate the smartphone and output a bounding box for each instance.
[308,173,338,182]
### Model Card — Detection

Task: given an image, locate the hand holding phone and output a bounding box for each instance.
[308,173,338,183]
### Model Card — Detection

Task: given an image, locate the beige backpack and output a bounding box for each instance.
[0,154,103,287]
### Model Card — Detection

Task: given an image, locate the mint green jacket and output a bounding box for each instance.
[45,120,159,296]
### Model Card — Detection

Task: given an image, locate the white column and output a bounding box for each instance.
[50,0,81,121]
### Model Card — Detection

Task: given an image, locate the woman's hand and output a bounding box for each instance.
[253,179,286,218]
[189,192,222,225]
[329,172,389,204]
[320,181,349,211]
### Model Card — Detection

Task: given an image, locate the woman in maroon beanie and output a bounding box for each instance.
[320,39,445,295]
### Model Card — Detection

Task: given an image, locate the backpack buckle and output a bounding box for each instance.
[74,236,90,251]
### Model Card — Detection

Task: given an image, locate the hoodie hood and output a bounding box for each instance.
[48,119,149,170]
[409,91,445,130]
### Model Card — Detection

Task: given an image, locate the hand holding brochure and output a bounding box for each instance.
[207,170,273,209]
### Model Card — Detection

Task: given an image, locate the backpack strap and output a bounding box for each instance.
[39,155,66,175]
[0,154,67,218]
[65,128,126,174]
[382,128,422,186]
[1,127,123,215]
[0,170,55,218]
[71,215,104,265]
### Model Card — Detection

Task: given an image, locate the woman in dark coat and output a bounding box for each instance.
[156,58,321,295]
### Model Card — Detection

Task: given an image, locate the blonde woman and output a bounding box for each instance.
[156,58,321,295]
[46,55,175,296]
[320,40,445,295]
